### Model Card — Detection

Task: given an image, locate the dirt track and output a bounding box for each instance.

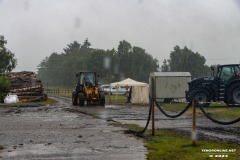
[0,96,147,160]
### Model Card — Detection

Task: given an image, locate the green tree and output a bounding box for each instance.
[37,39,159,87]
[116,40,159,82]
[161,59,170,71]
[161,45,210,78]
[130,46,159,81]
[63,41,81,55]
[0,35,17,73]
[0,76,10,103]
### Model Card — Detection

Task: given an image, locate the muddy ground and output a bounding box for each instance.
[78,97,240,144]
[0,96,146,160]
[0,95,239,159]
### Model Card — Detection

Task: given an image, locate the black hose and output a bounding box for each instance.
[198,104,240,125]
[154,99,192,118]
[124,99,154,141]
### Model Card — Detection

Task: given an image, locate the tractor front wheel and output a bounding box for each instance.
[189,88,211,107]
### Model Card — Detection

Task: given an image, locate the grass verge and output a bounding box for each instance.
[114,123,240,160]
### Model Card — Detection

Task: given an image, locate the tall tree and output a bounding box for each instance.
[161,45,210,78]
[0,35,17,73]
[117,40,132,79]
[37,39,159,87]
[63,41,81,55]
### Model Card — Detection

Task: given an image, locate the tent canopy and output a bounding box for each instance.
[110,78,149,104]
[110,78,148,87]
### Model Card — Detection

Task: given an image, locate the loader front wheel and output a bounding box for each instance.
[78,93,85,106]
[72,96,77,106]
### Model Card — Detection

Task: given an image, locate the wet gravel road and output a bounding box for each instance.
[0,96,147,160]
[78,98,240,144]
[0,95,239,159]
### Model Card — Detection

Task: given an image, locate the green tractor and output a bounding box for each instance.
[186,64,240,106]
[72,72,105,106]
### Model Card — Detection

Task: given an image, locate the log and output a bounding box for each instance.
[5,71,47,102]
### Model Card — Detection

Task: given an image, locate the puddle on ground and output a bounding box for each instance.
[105,105,118,108]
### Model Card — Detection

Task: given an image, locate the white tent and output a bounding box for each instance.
[110,78,149,104]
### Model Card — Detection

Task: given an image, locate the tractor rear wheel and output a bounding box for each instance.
[189,88,211,107]
[226,82,240,105]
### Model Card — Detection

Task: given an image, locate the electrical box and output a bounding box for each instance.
[149,72,191,99]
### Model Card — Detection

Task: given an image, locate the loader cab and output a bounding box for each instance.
[76,72,97,86]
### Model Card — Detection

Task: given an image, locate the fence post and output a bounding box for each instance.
[151,98,155,136]
[192,100,196,146]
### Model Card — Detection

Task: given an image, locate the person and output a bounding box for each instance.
[127,87,132,103]
[82,76,92,87]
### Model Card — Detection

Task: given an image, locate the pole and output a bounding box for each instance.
[151,98,155,136]
[192,100,196,146]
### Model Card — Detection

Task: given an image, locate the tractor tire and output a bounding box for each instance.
[189,88,211,107]
[226,82,240,105]
[78,93,85,106]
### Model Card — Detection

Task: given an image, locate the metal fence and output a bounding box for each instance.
[44,88,72,96]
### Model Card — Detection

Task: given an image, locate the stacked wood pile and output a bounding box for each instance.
[5,71,47,102]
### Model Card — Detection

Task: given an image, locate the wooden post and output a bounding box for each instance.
[192,100,196,146]
[151,76,155,136]
[151,98,155,136]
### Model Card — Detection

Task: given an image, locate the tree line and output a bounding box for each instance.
[0,34,212,89]
[37,39,159,87]
[161,45,211,78]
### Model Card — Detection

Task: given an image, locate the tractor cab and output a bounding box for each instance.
[217,65,240,85]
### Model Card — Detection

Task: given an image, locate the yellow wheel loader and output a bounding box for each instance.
[72,72,105,106]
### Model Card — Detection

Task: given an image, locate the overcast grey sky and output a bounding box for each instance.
[1,0,240,72]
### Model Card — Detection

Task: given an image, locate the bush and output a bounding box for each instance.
[0,76,10,103]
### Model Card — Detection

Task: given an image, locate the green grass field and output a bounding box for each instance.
[117,124,240,160]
